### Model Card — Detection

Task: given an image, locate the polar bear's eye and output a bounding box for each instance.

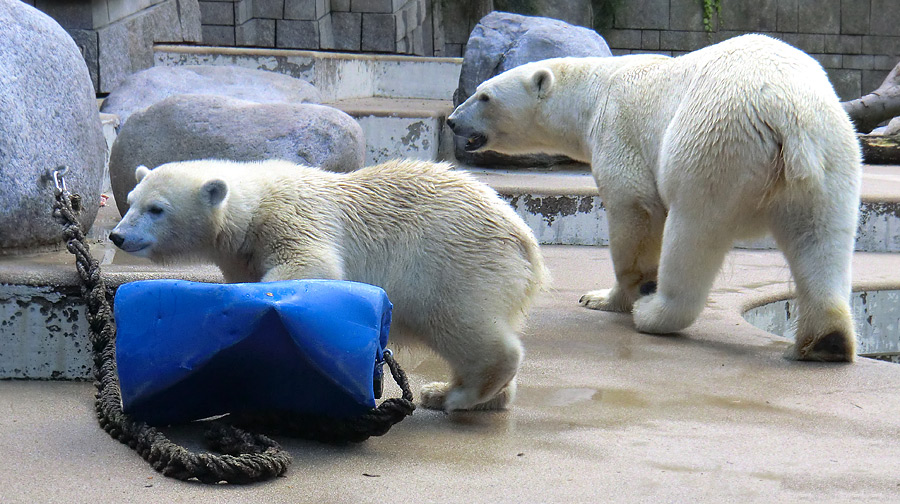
[147,204,164,216]
[478,93,490,103]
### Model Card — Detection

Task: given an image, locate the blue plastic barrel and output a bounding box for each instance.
[114,279,392,426]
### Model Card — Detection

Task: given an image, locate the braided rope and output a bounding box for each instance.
[50,171,414,484]
[233,351,415,444]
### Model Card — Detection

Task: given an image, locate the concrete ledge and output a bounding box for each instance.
[330,97,452,164]
[153,44,462,102]
[467,164,900,252]
[0,239,221,379]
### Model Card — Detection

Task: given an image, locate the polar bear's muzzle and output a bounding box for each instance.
[109,231,152,256]
[445,117,488,152]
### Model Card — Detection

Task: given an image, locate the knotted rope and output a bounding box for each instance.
[50,167,414,484]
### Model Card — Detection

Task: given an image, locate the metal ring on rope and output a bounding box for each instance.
[49,167,415,484]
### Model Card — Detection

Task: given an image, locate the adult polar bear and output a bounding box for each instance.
[448,34,862,361]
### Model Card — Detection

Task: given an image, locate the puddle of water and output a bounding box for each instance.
[524,386,649,410]
[542,387,597,407]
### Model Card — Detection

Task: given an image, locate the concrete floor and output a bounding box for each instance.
[3,245,900,503]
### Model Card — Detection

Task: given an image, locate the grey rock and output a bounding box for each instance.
[0,1,107,252]
[453,11,611,167]
[109,95,365,215]
[883,116,900,136]
[454,11,611,106]
[101,65,322,128]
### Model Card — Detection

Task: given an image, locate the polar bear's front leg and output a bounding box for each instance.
[579,200,663,312]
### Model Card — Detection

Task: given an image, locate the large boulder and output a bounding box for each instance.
[109,95,365,215]
[100,65,322,128]
[0,1,107,253]
[452,11,611,166]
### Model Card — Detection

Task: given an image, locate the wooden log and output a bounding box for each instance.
[858,134,900,164]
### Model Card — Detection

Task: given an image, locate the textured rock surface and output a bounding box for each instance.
[101,64,322,128]
[0,1,107,252]
[453,11,611,166]
[109,94,365,215]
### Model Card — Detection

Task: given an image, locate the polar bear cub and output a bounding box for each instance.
[110,158,548,410]
[448,34,861,362]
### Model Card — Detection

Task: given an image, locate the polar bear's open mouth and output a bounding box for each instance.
[465,133,488,152]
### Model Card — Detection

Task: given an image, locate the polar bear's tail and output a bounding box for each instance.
[781,130,827,185]
[765,74,860,187]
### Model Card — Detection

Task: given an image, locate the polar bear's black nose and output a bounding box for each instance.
[109,232,124,248]
[445,118,456,131]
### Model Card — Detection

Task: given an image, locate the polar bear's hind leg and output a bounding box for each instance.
[769,194,858,362]
[419,322,523,411]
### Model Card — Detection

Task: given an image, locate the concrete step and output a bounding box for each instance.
[153,45,462,102]
[328,96,454,164]
[466,164,900,253]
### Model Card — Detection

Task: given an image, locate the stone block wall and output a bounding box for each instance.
[31,0,900,102]
[28,0,202,94]
[198,0,428,54]
[599,0,900,100]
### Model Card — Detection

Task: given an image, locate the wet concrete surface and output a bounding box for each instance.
[3,246,900,503]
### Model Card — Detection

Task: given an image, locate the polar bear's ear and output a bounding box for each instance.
[531,68,555,99]
[200,179,228,207]
[135,165,151,183]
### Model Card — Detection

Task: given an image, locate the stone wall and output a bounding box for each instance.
[198,0,428,54]
[597,0,900,101]
[29,0,900,101]
[432,0,899,100]
[25,0,201,94]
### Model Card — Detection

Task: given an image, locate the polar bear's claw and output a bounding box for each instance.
[579,288,633,312]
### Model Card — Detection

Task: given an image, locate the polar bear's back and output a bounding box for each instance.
[336,159,547,311]
[656,34,859,199]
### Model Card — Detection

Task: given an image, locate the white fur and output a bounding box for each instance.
[449,34,861,362]
[110,158,549,410]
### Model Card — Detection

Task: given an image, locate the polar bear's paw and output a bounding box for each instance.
[579,288,632,312]
[419,381,515,411]
[632,293,694,334]
[419,381,451,410]
[786,331,856,362]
